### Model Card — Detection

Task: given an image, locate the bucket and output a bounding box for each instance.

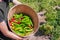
[8,4,39,37]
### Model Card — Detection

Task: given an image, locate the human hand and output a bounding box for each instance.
[37,10,46,24]
[13,0,22,5]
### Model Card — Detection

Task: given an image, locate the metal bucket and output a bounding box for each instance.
[8,4,39,37]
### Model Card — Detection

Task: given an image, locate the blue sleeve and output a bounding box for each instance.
[0,17,4,23]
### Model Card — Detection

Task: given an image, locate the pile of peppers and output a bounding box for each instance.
[9,13,33,37]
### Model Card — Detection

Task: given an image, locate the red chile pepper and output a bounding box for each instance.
[16,22,21,24]
[11,18,15,20]
[9,20,12,23]
[9,22,12,26]
[11,18,16,22]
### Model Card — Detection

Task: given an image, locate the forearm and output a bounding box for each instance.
[4,31,21,40]
[0,21,22,40]
[12,0,22,5]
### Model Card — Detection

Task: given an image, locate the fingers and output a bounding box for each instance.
[37,10,46,24]
[38,16,46,23]
[38,16,46,24]
[18,38,23,40]
[38,16,46,20]
[21,37,30,40]
[16,37,23,40]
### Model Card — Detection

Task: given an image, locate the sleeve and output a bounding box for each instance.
[9,0,13,2]
[0,10,4,23]
[0,17,4,23]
